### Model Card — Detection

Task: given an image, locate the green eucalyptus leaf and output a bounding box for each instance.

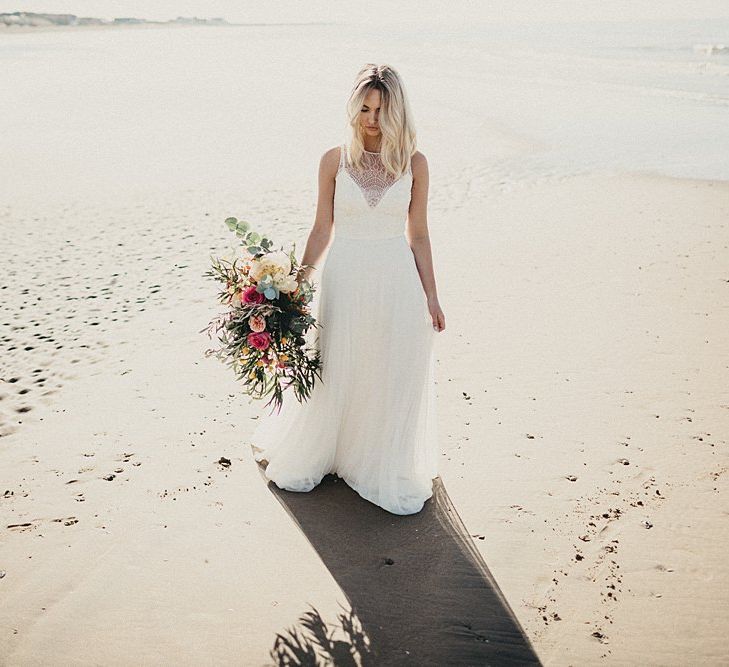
[248,231,261,245]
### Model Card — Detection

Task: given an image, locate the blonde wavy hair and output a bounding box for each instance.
[344,64,417,179]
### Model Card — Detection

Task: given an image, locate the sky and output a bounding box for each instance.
[2,1,729,24]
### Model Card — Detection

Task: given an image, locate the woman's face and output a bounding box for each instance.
[360,88,382,137]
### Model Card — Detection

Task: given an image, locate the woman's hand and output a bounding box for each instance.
[428,295,445,332]
[296,265,314,285]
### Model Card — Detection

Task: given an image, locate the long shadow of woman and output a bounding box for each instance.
[256,462,543,666]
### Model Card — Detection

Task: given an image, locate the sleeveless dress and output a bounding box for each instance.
[248,144,439,515]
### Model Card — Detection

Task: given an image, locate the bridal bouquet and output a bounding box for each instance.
[201,217,323,413]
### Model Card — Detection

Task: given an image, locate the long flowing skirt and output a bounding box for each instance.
[248,233,438,515]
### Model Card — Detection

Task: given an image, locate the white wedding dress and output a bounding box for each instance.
[249,143,439,515]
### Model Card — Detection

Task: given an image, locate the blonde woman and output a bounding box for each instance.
[251,63,445,515]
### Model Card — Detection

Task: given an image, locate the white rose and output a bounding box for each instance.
[275,275,299,294]
[249,251,292,282]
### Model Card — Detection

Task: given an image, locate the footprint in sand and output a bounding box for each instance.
[7,520,40,532]
[51,516,78,526]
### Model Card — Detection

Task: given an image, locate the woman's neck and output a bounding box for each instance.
[362,139,381,153]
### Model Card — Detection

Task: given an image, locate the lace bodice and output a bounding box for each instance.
[333,144,413,240]
[345,150,402,207]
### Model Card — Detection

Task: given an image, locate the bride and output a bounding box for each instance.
[250,63,446,515]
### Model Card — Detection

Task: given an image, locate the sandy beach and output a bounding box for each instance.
[2,10,729,665]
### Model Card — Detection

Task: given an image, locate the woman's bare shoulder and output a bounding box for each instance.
[319,145,343,178]
[411,150,429,176]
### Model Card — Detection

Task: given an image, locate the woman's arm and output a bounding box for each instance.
[406,151,446,332]
[297,147,339,283]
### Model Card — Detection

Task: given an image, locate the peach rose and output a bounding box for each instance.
[249,314,266,332]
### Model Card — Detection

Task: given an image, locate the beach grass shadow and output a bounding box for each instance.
[256,462,542,666]
[269,602,375,666]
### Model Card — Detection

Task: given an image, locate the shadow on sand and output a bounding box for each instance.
[256,462,542,666]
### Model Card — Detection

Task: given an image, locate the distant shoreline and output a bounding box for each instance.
[0,22,232,34]
[0,21,334,35]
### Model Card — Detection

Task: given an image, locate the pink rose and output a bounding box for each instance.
[242,286,265,305]
[247,331,271,351]
[249,314,266,332]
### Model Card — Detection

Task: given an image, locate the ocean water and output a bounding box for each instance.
[0,17,727,206]
[455,18,729,183]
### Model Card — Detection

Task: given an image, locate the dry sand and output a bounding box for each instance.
[1,164,728,663]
